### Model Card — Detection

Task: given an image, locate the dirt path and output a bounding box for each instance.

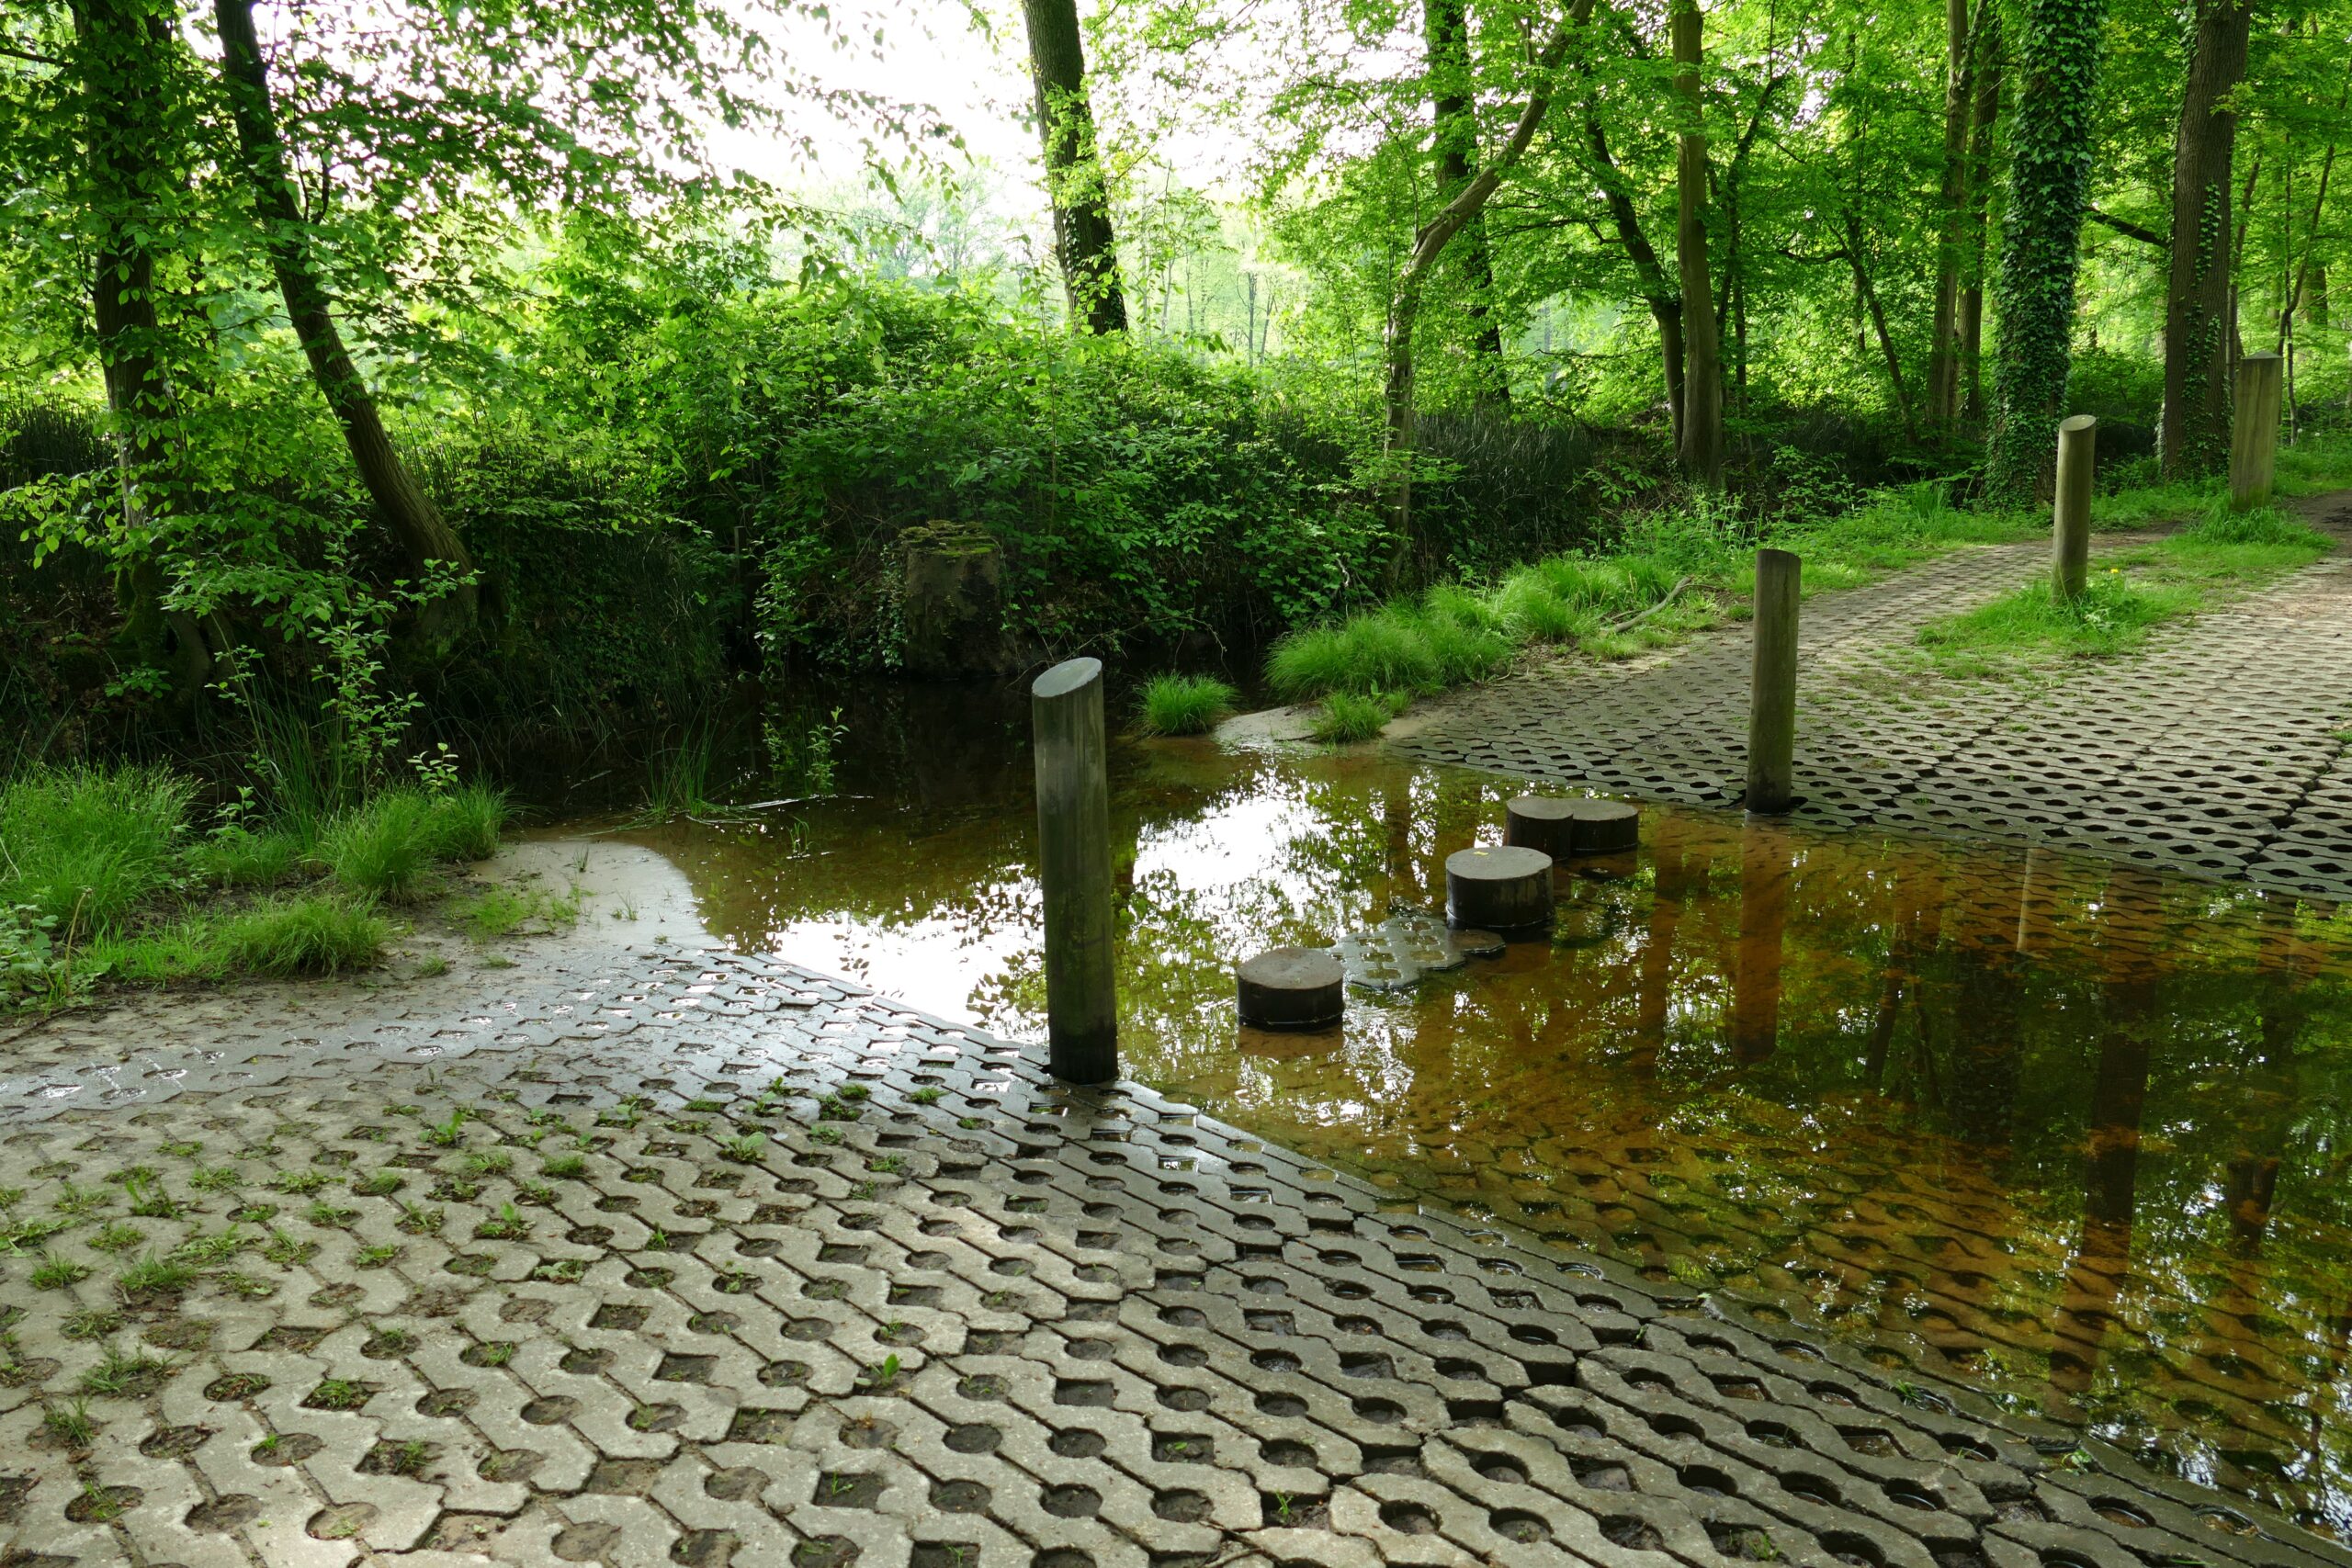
[1392,491,2352,900]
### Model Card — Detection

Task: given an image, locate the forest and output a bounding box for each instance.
[1,0,2349,983]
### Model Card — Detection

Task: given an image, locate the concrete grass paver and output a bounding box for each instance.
[1392,491,2352,900]
[0,942,2345,1567]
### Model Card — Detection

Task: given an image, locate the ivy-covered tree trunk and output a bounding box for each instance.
[1671,0,1724,486]
[1985,0,2108,502]
[1020,0,1129,335]
[212,0,478,634]
[2158,0,2252,480]
[1959,9,2004,423]
[1927,0,1977,432]
[1425,0,1510,407]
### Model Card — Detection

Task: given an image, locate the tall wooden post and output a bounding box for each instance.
[1746,549,1800,814]
[2052,414,2097,599]
[2230,352,2283,511]
[1033,658,1118,1083]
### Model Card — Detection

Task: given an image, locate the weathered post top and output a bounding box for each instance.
[1032,657,1118,1085]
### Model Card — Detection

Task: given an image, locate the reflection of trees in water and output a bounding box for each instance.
[617,727,2352,1530]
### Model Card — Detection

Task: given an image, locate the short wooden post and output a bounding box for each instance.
[1033,657,1117,1083]
[1745,548,1800,814]
[2052,414,2097,600]
[2230,352,2284,511]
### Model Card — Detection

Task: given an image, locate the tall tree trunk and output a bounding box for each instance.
[1020,0,1129,335]
[1383,13,1579,585]
[1985,0,2109,502]
[1928,0,1978,432]
[1585,107,1687,440]
[74,0,218,696]
[212,0,477,634]
[2158,0,2253,480]
[1426,0,1510,407]
[1672,0,1724,486]
[2277,66,2347,348]
[1960,10,2004,423]
[1845,209,1918,437]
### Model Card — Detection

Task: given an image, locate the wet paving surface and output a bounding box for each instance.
[601,689,2352,1542]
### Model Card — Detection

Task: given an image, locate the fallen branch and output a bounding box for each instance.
[1611,575,1692,631]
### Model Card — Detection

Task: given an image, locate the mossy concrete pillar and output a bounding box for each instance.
[902,520,1009,680]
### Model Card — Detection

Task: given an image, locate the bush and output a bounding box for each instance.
[0,766,193,937]
[1136,675,1238,737]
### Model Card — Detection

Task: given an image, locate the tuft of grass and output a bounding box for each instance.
[1136,674,1239,738]
[322,785,506,901]
[0,764,193,937]
[183,826,304,889]
[218,897,390,976]
[454,883,577,942]
[1309,692,1405,745]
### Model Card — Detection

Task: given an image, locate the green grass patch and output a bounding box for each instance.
[323,785,507,901]
[1135,674,1238,737]
[85,895,390,984]
[1309,692,1407,744]
[183,826,305,889]
[1915,503,2329,673]
[0,765,193,937]
[454,883,579,942]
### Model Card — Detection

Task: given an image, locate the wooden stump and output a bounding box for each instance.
[1567,798,1640,855]
[2231,353,2283,513]
[1746,548,1801,814]
[1033,658,1117,1083]
[1505,797,1577,859]
[2052,415,2097,600]
[1445,846,1555,935]
[1236,947,1344,1030]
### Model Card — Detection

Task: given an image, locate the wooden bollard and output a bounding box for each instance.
[2052,415,2097,600]
[2230,352,2284,511]
[1567,798,1639,855]
[1033,658,1117,1083]
[1445,845,1554,935]
[1237,948,1344,1030]
[1745,549,1800,815]
[1504,797,1576,859]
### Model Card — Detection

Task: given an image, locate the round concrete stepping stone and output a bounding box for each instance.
[1566,798,1640,855]
[1445,846,1554,935]
[1505,797,1577,859]
[1236,948,1344,1030]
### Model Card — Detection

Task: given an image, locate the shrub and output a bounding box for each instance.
[1136,675,1238,737]
[0,765,192,937]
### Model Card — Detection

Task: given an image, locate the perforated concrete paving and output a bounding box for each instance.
[1393,494,2352,901]
[2,943,2346,1568]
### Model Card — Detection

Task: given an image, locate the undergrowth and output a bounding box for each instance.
[1136,675,1238,738]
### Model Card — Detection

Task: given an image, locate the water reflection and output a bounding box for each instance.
[587,684,2352,1537]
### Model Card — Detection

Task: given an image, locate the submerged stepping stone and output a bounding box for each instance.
[1506,796,1641,858]
[1236,948,1344,1030]
[1445,845,1554,935]
[1338,911,1501,992]
[1566,798,1640,855]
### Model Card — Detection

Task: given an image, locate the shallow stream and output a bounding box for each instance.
[553,682,2352,1538]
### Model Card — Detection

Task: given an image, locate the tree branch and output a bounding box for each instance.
[2087,207,2165,248]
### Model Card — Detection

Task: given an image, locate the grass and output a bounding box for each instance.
[1136,674,1239,737]
[454,882,580,942]
[323,784,506,901]
[0,765,193,936]
[1310,692,1406,744]
[1916,502,2332,673]
[0,757,503,1003]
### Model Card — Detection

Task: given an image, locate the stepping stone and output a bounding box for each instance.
[1236,948,1344,1030]
[1445,845,1554,934]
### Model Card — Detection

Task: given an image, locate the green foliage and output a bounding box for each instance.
[1136,675,1239,737]
[87,897,390,983]
[0,766,192,936]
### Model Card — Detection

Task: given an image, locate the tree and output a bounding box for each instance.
[1382,7,1579,575]
[2159,0,2254,479]
[1671,0,1724,484]
[1927,0,1982,432]
[1425,0,1510,404]
[1986,0,2109,502]
[1022,0,1130,333]
[213,0,478,636]
[1958,10,2004,423]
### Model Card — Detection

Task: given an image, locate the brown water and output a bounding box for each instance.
[580,683,2352,1538]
